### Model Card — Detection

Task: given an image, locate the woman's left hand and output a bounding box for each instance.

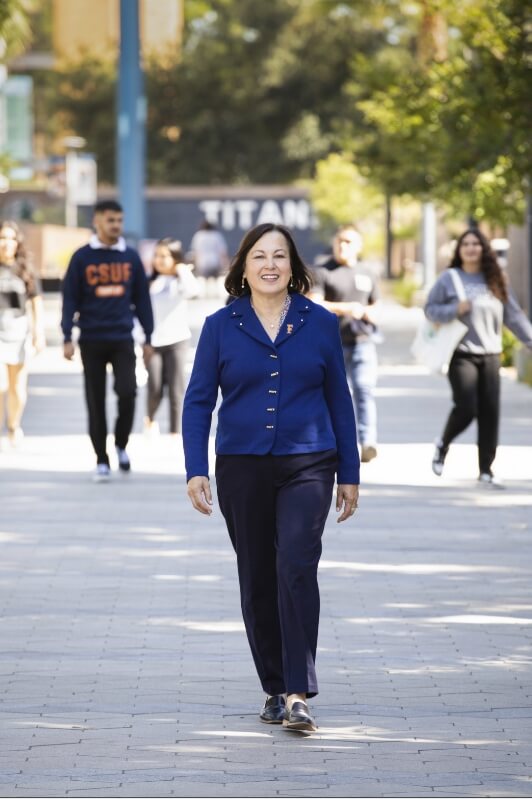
[336,484,359,523]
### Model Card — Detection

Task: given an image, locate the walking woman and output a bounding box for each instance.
[0,221,45,448]
[145,239,198,436]
[426,228,532,486]
[183,223,359,733]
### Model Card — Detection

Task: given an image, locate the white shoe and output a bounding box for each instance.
[432,440,447,477]
[93,463,111,483]
[478,473,505,489]
[116,447,131,472]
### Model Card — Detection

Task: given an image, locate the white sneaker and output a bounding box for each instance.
[432,440,447,477]
[478,473,505,489]
[93,463,111,483]
[116,447,131,472]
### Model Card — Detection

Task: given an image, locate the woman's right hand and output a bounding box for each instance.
[457,300,472,315]
[187,476,213,515]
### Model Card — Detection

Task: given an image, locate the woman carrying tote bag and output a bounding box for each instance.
[425,228,532,487]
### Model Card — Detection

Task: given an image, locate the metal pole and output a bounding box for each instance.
[528,192,532,321]
[385,193,393,279]
[422,201,437,287]
[65,149,77,227]
[117,0,146,239]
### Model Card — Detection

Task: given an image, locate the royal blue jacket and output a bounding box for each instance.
[182,293,360,484]
[61,243,154,344]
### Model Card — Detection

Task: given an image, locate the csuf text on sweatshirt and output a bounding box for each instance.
[61,236,154,344]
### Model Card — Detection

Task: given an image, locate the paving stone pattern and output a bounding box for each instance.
[0,299,531,797]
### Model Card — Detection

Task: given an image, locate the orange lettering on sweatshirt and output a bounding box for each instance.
[85,262,133,287]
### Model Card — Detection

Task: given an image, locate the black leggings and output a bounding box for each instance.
[441,352,500,474]
[146,341,188,434]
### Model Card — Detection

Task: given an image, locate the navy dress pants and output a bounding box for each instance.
[215,449,336,698]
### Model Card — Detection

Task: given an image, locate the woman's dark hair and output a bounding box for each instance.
[224,223,312,297]
[0,220,37,296]
[449,228,507,302]
[150,237,184,280]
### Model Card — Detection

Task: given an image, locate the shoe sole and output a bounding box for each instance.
[282,719,317,733]
[259,717,284,724]
[93,476,110,483]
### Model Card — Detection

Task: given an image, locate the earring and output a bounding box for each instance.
[289,274,294,288]
[241,275,246,289]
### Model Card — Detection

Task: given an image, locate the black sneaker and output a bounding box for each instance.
[432,440,447,476]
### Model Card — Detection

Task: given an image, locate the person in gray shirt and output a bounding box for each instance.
[425,228,532,487]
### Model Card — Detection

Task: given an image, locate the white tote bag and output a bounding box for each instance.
[411,270,468,375]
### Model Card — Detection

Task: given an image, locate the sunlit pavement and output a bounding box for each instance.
[0,297,531,798]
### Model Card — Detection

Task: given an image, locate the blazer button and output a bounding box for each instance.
[270,371,279,377]
[266,425,274,429]
[266,407,276,412]
[269,353,278,359]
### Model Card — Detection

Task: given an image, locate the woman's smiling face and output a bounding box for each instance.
[243,230,292,297]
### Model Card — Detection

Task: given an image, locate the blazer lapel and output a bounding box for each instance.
[275,294,311,346]
[228,295,273,347]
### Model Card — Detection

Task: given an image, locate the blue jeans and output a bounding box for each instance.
[343,340,378,446]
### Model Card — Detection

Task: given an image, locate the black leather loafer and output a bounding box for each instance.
[259,694,286,724]
[282,700,317,733]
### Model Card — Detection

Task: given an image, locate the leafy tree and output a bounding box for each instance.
[46,53,116,182]
[346,0,531,224]
[38,0,530,228]
[0,0,34,61]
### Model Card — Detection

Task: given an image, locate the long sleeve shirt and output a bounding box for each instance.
[425,268,532,355]
[61,239,154,344]
[182,293,360,484]
[150,268,199,347]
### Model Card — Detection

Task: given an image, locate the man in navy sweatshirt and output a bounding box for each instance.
[61,200,154,482]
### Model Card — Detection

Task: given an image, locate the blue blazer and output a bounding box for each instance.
[182,293,360,484]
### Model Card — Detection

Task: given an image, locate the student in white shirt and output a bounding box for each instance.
[145,239,199,436]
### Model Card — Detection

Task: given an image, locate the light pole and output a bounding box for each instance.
[63,135,86,228]
[117,0,146,240]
